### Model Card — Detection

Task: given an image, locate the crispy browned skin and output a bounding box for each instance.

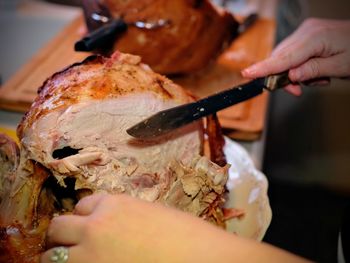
[94,0,239,74]
[18,52,194,139]
[0,160,51,263]
[207,114,226,167]
[0,134,19,189]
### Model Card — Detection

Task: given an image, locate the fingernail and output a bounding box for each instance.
[290,69,301,81]
[242,65,256,76]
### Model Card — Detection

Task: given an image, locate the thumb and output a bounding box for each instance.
[289,54,346,82]
[74,193,108,216]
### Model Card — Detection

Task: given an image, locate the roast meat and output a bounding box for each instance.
[0,52,228,263]
[84,0,239,74]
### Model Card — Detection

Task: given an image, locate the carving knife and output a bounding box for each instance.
[126,72,291,139]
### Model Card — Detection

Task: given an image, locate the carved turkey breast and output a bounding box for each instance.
[0,52,228,263]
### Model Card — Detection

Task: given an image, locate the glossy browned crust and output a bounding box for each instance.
[0,134,20,206]
[0,221,48,263]
[17,52,196,139]
[206,114,226,167]
[0,162,50,263]
[98,0,239,74]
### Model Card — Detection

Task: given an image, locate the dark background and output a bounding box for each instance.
[262,1,350,262]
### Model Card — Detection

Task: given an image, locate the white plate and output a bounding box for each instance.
[224,137,272,241]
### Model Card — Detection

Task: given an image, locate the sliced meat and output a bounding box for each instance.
[18,52,204,200]
[1,51,229,263]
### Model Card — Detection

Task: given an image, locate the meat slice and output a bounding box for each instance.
[86,0,239,74]
[0,52,229,263]
[18,52,204,198]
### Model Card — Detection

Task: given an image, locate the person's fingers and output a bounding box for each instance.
[289,54,348,82]
[74,193,108,216]
[284,84,302,96]
[271,32,304,57]
[242,37,323,79]
[282,77,330,97]
[302,77,331,87]
[46,215,86,248]
[40,246,87,263]
[271,20,315,56]
[241,20,329,79]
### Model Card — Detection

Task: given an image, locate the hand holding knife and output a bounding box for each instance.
[126,72,291,139]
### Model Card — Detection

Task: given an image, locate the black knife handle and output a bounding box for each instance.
[264,72,292,91]
[75,19,128,52]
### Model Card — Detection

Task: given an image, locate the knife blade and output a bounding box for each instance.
[126,72,291,139]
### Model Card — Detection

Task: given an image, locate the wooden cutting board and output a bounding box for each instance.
[0,14,275,140]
